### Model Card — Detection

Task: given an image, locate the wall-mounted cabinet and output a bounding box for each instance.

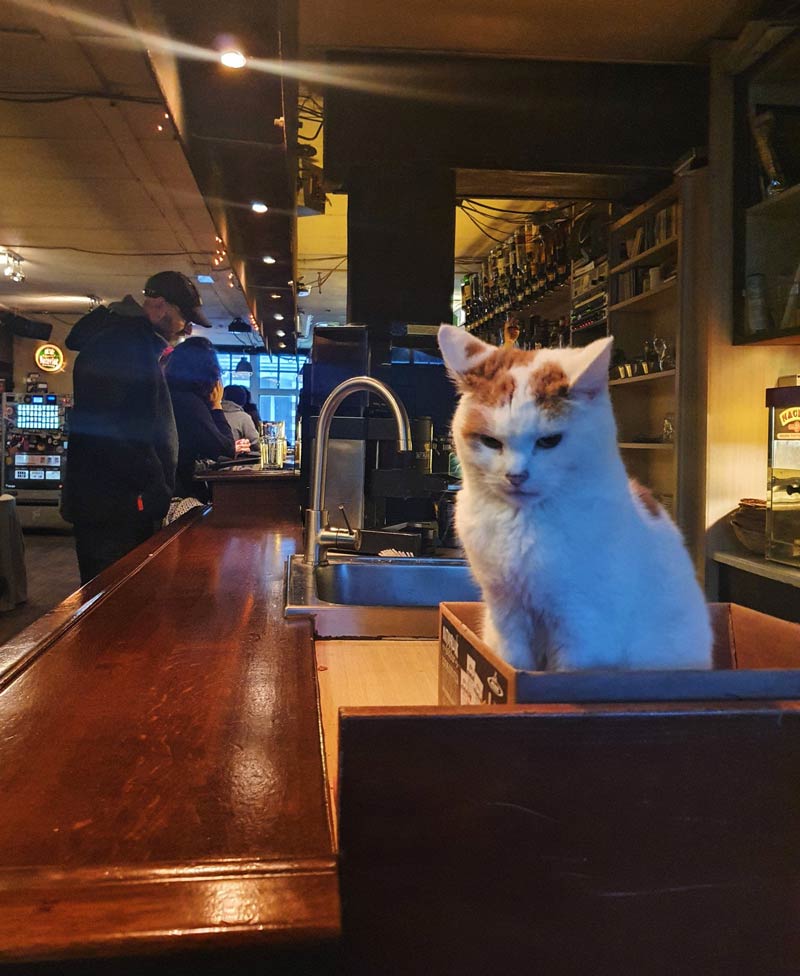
[733,28,800,345]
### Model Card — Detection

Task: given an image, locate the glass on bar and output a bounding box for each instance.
[259,421,287,469]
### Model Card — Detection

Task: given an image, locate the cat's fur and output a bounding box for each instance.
[438,325,712,672]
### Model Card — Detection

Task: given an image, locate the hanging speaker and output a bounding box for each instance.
[0,312,52,341]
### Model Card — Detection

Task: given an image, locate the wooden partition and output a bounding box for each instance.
[338,701,800,975]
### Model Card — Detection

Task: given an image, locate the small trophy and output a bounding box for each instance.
[652,337,674,371]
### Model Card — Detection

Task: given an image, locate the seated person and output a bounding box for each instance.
[164,337,235,501]
[240,385,262,429]
[222,385,260,450]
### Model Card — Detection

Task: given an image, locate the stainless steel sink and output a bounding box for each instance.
[284,553,480,638]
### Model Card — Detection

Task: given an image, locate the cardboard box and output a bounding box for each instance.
[439,602,800,705]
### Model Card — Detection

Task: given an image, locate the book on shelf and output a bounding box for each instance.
[612,267,651,303]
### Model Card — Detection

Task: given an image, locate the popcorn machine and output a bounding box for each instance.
[766,383,800,568]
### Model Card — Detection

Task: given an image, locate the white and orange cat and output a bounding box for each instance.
[438,325,711,672]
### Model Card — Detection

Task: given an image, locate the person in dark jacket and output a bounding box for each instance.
[62,271,212,584]
[164,337,235,501]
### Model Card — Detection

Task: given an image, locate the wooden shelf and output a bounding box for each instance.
[608,278,677,313]
[609,184,678,233]
[618,442,674,450]
[465,283,570,333]
[609,368,676,387]
[609,236,678,275]
[746,181,800,219]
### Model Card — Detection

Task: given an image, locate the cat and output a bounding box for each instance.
[438,325,712,672]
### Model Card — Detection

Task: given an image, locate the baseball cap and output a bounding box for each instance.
[143,271,212,328]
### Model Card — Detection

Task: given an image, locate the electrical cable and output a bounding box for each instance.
[0,90,161,105]
[460,204,529,229]
[463,198,572,218]
[462,203,531,223]
[298,120,323,142]
[458,207,507,244]
[0,243,216,258]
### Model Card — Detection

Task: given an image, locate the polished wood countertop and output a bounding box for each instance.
[0,507,337,964]
[201,466,300,482]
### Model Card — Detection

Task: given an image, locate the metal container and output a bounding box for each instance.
[260,421,287,469]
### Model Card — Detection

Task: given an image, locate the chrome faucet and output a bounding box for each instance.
[304,376,412,565]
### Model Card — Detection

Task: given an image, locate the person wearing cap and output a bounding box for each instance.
[62,271,213,584]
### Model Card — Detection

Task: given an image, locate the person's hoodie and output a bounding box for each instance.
[61,297,178,525]
[64,294,144,350]
[220,399,259,448]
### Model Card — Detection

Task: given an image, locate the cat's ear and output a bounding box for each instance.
[569,335,614,398]
[438,325,494,382]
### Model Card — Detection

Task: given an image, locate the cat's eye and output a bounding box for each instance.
[478,434,503,451]
[536,433,563,449]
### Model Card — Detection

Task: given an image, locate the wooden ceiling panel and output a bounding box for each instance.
[299,0,760,63]
[0,102,111,140]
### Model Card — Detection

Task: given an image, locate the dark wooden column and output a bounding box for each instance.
[346,165,455,363]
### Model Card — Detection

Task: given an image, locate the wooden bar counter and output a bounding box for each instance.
[0,504,338,970]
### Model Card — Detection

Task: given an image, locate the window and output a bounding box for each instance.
[215,352,308,444]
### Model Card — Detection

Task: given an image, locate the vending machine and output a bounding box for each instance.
[2,392,71,529]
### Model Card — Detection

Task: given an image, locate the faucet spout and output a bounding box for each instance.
[304,376,412,565]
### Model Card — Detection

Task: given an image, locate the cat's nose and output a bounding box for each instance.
[506,471,529,487]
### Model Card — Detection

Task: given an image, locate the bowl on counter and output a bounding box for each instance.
[729,498,767,555]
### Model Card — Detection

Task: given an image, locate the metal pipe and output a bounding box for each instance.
[304,376,412,565]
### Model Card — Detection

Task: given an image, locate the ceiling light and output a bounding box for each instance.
[296,280,310,297]
[275,329,286,337]
[251,202,268,214]
[1,249,24,284]
[234,356,253,374]
[262,255,276,264]
[196,274,214,284]
[277,342,286,349]
[273,313,284,321]
[270,292,281,299]
[220,50,246,69]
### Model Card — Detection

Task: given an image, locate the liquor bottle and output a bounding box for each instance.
[513,229,526,299]
[524,222,535,297]
[545,230,556,289]
[470,272,483,322]
[556,223,569,284]
[460,274,473,322]
[536,236,547,294]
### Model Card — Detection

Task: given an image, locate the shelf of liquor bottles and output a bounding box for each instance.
[461,209,572,342]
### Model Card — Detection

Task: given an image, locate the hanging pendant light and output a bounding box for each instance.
[235,356,253,374]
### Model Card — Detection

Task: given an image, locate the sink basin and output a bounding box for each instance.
[284,553,481,638]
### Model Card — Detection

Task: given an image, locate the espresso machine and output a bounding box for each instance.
[765,382,800,567]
